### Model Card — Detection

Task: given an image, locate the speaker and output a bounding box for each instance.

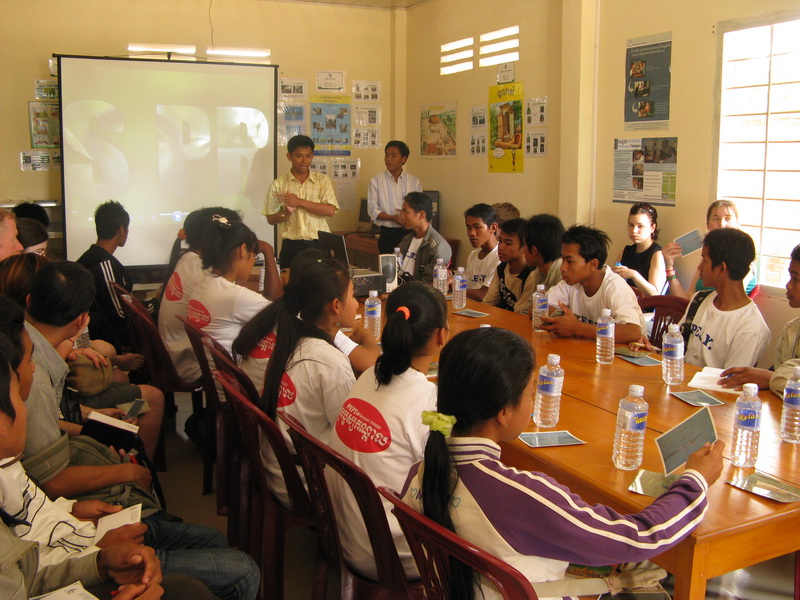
[379,253,398,293]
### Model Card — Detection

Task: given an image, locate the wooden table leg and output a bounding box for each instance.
[672,541,710,600]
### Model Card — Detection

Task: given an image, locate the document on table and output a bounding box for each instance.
[31,582,99,600]
[617,354,662,367]
[655,407,718,474]
[453,308,489,318]
[93,503,142,545]
[519,431,586,448]
[671,389,725,407]
[629,470,681,497]
[727,471,800,503]
[687,367,739,394]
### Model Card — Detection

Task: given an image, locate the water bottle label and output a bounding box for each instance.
[457,278,467,291]
[365,305,380,318]
[662,342,684,359]
[535,296,549,311]
[785,385,800,407]
[537,374,563,395]
[597,323,614,338]
[737,409,760,429]
[625,411,648,431]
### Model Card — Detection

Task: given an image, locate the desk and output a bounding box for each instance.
[443,299,800,600]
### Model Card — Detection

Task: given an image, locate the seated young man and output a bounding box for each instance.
[543,225,645,343]
[463,203,500,301]
[719,243,800,394]
[18,262,259,600]
[397,191,451,283]
[482,218,535,315]
[523,213,565,291]
[679,227,770,370]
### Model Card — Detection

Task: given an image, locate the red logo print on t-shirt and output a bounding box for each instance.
[249,332,276,359]
[277,373,296,407]
[186,300,211,328]
[165,272,183,302]
[335,397,391,453]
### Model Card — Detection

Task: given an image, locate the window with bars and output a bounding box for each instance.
[715,17,800,288]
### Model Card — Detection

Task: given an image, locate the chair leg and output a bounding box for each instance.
[311,546,330,600]
[191,388,204,414]
[261,507,287,600]
[238,456,252,554]
[202,399,215,497]
[215,407,230,514]
[795,551,799,600]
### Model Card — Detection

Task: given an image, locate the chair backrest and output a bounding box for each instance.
[377,487,538,600]
[112,283,183,389]
[202,334,260,402]
[179,315,223,409]
[637,294,689,348]
[278,411,412,594]
[213,370,312,517]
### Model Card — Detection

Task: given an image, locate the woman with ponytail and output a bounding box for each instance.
[401,327,724,600]
[327,282,448,580]
[185,216,280,356]
[232,256,358,506]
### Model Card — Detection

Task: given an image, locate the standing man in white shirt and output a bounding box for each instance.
[367,140,423,254]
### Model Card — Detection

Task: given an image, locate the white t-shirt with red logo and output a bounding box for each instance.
[186,274,270,356]
[328,366,436,579]
[157,252,207,382]
[239,333,356,507]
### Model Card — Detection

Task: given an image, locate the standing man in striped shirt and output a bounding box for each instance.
[265,135,339,270]
[368,140,423,255]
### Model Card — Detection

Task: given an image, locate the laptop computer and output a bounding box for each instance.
[318,231,385,295]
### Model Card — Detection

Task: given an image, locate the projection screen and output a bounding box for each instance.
[58,55,277,266]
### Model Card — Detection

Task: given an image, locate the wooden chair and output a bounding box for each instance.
[111,283,203,474]
[279,412,423,600]
[637,294,689,348]
[213,369,319,600]
[378,487,538,600]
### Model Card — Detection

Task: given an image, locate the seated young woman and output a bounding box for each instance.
[612,202,666,296]
[185,216,279,355]
[232,255,357,506]
[327,281,448,580]
[662,199,756,298]
[401,327,724,600]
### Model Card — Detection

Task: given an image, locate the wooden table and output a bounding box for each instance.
[442,299,800,600]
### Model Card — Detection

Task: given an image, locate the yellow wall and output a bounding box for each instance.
[0,0,396,232]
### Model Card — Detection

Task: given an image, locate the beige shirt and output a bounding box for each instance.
[264,171,339,240]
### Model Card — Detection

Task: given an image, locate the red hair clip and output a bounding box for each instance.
[396,306,411,320]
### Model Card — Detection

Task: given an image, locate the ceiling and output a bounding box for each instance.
[267,0,429,8]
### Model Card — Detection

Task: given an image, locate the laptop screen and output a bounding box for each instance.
[318,231,351,270]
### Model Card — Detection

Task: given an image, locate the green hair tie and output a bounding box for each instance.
[421,411,457,438]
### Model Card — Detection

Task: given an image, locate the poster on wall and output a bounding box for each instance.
[280,78,307,101]
[310,157,329,177]
[613,137,677,205]
[332,157,361,180]
[525,97,548,126]
[29,101,61,148]
[624,32,671,131]
[489,82,524,173]
[525,129,547,157]
[277,103,307,146]
[310,95,351,156]
[352,127,380,149]
[420,102,457,157]
[352,80,380,102]
[470,133,487,156]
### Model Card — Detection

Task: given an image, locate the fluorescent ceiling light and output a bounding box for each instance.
[480,39,519,55]
[128,43,196,54]
[440,49,474,63]
[479,51,519,67]
[206,46,271,58]
[441,37,473,53]
[480,26,519,42]
[440,61,473,75]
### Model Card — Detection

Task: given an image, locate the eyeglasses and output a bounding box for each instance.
[25,247,47,256]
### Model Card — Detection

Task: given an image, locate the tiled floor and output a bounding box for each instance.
[161,393,795,600]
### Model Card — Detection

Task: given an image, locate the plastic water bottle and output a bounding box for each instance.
[364,290,382,340]
[533,354,564,428]
[433,258,447,294]
[781,367,800,444]
[394,247,404,272]
[661,323,684,385]
[612,385,648,470]
[532,284,548,332]
[74,325,92,349]
[732,383,761,468]
[453,267,467,309]
[595,308,615,364]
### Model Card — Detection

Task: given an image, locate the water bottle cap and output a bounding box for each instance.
[368,290,378,297]
[667,323,680,333]
[536,284,545,291]
[394,247,401,252]
[743,383,759,396]
[547,354,560,365]
[601,308,612,317]
[436,258,444,264]
[457,266,464,273]
[629,384,644,397]
[793,366,800,379]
